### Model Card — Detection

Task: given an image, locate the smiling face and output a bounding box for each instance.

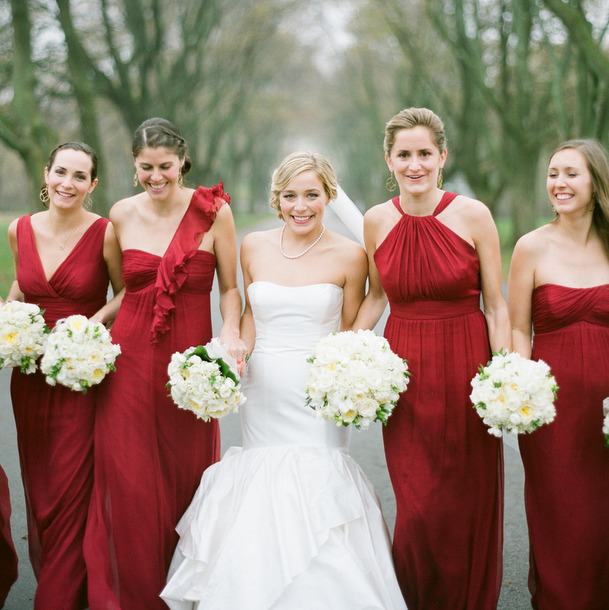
[386,126,446,196]
[134,146,183,200]
[44,148,97,210]
[547,148,593,216]
[279,170,328,233]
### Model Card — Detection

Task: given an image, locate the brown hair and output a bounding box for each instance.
[550,138,609,256]
[132,117,192,176]
[384,107,447,157]
[40,142,98,208]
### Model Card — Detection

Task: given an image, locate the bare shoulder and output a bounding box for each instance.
[451,194,493,221]
[241,227,279,253]
[109,194,143,224]
[326,230,366,262]
[513,223,554,257]
[364,199,395,224]
[7,217,20,237]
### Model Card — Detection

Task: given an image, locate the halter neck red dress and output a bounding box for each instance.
[518,284,609,609]
[84,186,229,610]
[374,192,503,609]
[0,464,18,607]
[11,215,110,609]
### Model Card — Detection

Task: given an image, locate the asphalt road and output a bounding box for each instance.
[0,210,532,609]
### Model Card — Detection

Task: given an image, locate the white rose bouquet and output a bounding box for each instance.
[470,350,558,437]
[0,300,49,374]
[603,398,609,448]
[167,338,246,421]
[40,315,121,393]
[305,329,410,430]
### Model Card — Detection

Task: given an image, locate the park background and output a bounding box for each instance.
[0,0,608,608]
[2,0,609,284]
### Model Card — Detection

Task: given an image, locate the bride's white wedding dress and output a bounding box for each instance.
[161,281,406,609]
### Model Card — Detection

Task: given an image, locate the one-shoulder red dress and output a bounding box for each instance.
[374,192,503,609]
[11,215,110,609]
[0,464,18,607]
[518,284,609,609]
[84,186,228,610]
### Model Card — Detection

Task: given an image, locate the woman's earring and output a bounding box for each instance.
[84,194,93,210]
[133,172,139,188]
[385,172,397,192]
[178,172,184,187]
[39,186,50,204]
[437,168,444,189]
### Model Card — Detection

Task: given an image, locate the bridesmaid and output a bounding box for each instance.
[7,142,124,609]
[0,464,18,607]
[354,107,510,609]
[84,117,246,609]
[508,139,609,609]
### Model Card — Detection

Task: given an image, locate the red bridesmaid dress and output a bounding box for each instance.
[0,464,18,607]
[84,186,228,610]
[10,216,110,609]
[374,192,503,609]
[519,284,609,609]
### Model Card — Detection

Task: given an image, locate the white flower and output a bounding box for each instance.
[470,350,558,437]
[40,315,121,393]
[0,301,49,374]
[305,329,410,430]
[167,340,246,421]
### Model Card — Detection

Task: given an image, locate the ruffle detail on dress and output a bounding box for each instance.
[161,445,405,610]
[151,184,229,345]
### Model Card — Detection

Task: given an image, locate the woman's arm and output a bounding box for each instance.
[212,204,247,361]
[507,234,537,358]
[238,235,256,358]
[90,222,125,325]
[339,242,368,331]
[471,202,511,353]
[352,209,388,331]
[5,220,23,302]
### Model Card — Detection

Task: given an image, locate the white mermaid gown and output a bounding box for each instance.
[161,282,407,609]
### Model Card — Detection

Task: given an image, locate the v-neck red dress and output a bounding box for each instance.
[518,284,609,609]
[0,464,18,607]
[10,215,110,609]
[84,186,228,610]
[374,192,504,609]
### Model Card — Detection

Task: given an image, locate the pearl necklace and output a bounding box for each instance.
[279,224,325,259]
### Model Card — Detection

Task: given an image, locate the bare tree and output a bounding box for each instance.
[0,0,57,207]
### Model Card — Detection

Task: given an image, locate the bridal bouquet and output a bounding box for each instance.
[0,301,49,374]
[305,329,410,430]
[603,398,609,447]
[167,338,246,421]
[40,315,121,393]
[470,350,558,437]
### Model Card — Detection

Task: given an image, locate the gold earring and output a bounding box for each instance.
[133,172,139,188]
[84,194,93,210]
[40,186,50,204]
[437,168,444,189]
[178,172,184,187]
[385,172,397,192]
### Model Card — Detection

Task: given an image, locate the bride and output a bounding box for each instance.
[161,151,407,609]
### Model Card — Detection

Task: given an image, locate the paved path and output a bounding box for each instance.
[0,210,532,608]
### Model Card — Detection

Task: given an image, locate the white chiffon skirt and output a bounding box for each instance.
[161,444,407,609]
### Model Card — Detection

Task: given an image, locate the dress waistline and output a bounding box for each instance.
[389,294,481,320]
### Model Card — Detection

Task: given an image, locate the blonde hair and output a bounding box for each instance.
[383,107,447,157]
[270,151,337,219]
